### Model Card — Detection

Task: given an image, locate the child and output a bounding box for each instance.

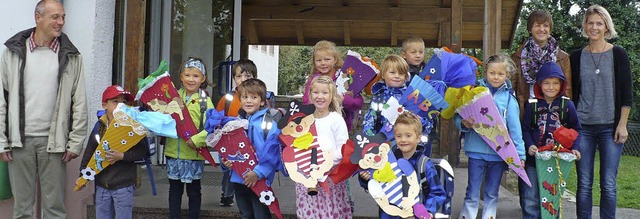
[297,75,351,218]
[302,40,363,130]
[456,54,526,219]
[165,57,214,219]
[363,54,409,138]
[77,85,148,219]
[221,78,283,218]
[401,36,426,80]
[359,111,446,219]
[215,58,257,207]
[518,62,582,218]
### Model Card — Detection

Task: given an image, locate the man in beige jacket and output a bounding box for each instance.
[0,1,87,218]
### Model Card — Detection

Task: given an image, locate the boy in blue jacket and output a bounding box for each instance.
[518,62,582,218]
[221,78,282,218]
[359,111,445,218]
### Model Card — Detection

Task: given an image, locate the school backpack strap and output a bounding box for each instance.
[262,108,283,140]
[417,155,431,203]
[224,91,234,114]
[528,98,539,128]
[560,96,569,126]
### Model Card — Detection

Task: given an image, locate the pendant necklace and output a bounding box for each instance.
[588,43,606,74]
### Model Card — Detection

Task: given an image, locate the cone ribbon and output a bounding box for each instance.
[208,120,282,219]
[136,60,217,167]
[454,90,530,186]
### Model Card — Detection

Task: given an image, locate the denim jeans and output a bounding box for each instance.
[518,165,540,219]
[576,124,623,219]
[222,168,235,198]
[459,158,507,219]
[168,179,201,219]
[95,185,134,219]
[234,183,272,219]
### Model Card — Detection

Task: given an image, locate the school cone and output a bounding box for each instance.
[0,160,12,200]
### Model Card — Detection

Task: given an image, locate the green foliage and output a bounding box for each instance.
[509,0,640,121]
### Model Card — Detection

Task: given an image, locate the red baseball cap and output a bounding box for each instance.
[102,85,134,103]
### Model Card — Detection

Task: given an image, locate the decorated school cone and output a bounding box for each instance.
[443,87,530,186]
[207,119,282,219]
[335,50,379,96]
[535,126,579,218]
[135,60,217,167]
[75,104,159,191]
[277,100,333,195]
[0,160,11,200]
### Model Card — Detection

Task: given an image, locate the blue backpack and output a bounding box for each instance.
[417,156,454,218]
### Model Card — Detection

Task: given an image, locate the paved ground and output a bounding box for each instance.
[127,164,640,218]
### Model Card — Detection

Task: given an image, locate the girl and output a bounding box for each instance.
[302,40,363,130]
[165,57,214,219]
[296,75,351,218]
[456,54,525,219]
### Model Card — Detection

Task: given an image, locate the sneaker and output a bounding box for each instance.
[220,196,234,207]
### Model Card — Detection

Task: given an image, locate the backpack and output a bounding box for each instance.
[417,155,454,218]
[528,96,570,128]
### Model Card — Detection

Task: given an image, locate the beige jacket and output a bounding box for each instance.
[0,28,87,154]
[512,43,572,117]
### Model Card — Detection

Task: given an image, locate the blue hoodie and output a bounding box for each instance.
[522,62,581,167]
[455,78,526,161]
[229,107,283,186]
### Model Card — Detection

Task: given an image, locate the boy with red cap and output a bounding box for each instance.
[77,85,148,219]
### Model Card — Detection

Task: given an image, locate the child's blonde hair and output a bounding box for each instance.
[310,75,343,116]
[484,54,516,78]
[310,40,344,76]
[380,54,410,81]
[401,36,425,52]
[394,111,422,136]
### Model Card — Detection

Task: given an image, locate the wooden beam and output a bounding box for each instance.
[124,0,146,95]
[483,0,501,58]
[450,0,462,52]
[243,5,452,23]
[389,0,399,7]
[342,0,349,6]
[296,21,305,44]
[438,21,451,47]
[344,21,351,45]
[390,22,397,46]
[247,20,259,44]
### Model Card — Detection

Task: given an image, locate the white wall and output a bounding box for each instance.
[0,1,115,218]
[249,45,279,94]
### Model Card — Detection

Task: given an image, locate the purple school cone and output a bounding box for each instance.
[335,50,379,96]
[455,90,530,186]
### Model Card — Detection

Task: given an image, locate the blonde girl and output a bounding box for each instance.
[165,57,214,219]
[296,75,351,218]
[302,40,363,130]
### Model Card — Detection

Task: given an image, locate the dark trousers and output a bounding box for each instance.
[233,183,272,219]
[169,179,201,219]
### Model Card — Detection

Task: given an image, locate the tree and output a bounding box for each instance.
[509,0,640,121]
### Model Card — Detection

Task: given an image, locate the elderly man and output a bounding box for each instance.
[0,0,87,218]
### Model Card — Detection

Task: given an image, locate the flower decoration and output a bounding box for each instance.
[121,139,127,145]
[239,142,245,149]
[547,167,553,173]
[219,147,226,153]
[480,107,494,122]
[113,123,120,128]
[542,197,548,203]
[346,67,355,75]
[102,140,109,145]
[81,167,96,181]
[128,132,134,137]
[249,160,255,166]
[244,153,250,160]
[161,84,170,98]
[259,190,275,205]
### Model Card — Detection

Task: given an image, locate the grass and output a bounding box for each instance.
[565,153,640,209]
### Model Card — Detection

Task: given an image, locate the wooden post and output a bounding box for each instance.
[124,0,146,94]
[438,0,463,165]
[483,0,501,59]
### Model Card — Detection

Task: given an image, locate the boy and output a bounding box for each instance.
[222,78,282,218]
[519,62,582,218]
[401,36,426,81]
[360,111,446,218]
[77,85,148,218]
[216,58,257,206]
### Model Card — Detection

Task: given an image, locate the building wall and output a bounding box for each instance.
[0,1,115,218]
[249,45,279,95]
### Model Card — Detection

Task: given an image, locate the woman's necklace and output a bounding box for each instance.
[588,43,606,74]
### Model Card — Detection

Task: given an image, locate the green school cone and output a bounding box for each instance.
[535,151,577,219]
[0,161,12,200]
